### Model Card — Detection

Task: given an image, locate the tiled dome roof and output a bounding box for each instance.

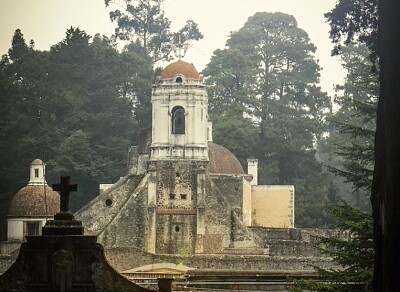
[160,60,201,80]
[208,142,244,174]
[8,185,60,217]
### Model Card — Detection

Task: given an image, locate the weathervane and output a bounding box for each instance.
[173,35,189,60]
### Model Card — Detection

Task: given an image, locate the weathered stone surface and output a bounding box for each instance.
[0,236,151,292]
[105,247,335,273]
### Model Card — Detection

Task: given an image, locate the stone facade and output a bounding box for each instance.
[0,60,339,277]
[71,59,332,274]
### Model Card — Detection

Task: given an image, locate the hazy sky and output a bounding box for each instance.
[0,0,345,95]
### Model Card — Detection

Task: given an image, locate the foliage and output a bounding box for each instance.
[320,44,377,208]
[294,45,377,290]
[291,202,373,291]
[0,28,153,234]
[325,0,378,58]
[203,12,332,227]
[105,0,203,63]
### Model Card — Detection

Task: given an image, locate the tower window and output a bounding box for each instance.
[169,193,176,199]
[175,76,183,83]
[34,168,39,178]
[171,106,185,134]
[180,194,187,200]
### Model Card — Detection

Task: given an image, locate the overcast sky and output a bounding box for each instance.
[0,0,345,95]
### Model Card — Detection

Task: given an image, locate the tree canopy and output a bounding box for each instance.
[105,0,203,63]
[0,28,154,238]
[204,12,332,227]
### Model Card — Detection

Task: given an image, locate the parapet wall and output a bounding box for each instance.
[251,227,349,243]
[105,246,335,273]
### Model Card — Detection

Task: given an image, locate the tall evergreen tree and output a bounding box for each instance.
[321,44,377,208]
[0,28,153,229]
[204,12,331,227]
[372,0,400,289]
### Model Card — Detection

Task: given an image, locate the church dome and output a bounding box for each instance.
[160,60,201,80]
[208,142,244,175]
[31,158,43,165]
[8,185,60,218]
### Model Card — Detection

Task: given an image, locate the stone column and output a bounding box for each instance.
[147,164,157,253]
[195,165,206,253]
[247,159,259,186]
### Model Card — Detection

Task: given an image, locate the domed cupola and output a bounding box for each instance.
[150,60,209,161]
[159,60,202,82]
[7,159,60,241]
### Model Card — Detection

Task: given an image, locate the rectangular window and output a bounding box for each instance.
[180,194,187,200]
[27,222,39,235]
[169,193,176,200]
[34,168,39,178]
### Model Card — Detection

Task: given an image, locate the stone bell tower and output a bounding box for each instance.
[147,60,209,254]
[150,60,209,161]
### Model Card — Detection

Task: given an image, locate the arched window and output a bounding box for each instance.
[172,106,185,134]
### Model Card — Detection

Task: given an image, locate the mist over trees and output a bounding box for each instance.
[105,0,203,63]
[0,28,153,239]
[203,12,332,227]
[0,1,384,244]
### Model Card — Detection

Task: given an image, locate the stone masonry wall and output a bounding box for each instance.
[105,247,335,273]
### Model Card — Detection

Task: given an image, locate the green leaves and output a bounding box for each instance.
[204,12,331,227]
[323,44,377,206]
[105,0,203,63]
[292,202,373,291]
[0,28,153,214]
[325,0,378,57]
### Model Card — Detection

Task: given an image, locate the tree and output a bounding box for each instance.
[203,12,332,227]
[321,44,377,208]
[325,0,378,58]
[0,27,153,228]
[371,0,400,289]
[292,202,373,291]
[105,0,203,63]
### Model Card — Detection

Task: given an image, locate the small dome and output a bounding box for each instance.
[31,159,43,165]
[8,185,60,217]
[160,60,201,80]
[208,142,244,175]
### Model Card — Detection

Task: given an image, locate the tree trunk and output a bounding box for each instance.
[372,0,400,290]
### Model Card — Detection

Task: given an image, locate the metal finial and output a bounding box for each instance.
[173,35,189,60]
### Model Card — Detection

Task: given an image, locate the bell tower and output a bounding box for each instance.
[150,60,209,161]
[146,60,209,254]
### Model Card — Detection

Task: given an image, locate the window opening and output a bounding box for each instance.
[34,168,39,178]
[180,194,187,200]
[27,222,39,235]
[169,193,176,199]
[176,76,183,83]
[105,199,113,206]
[171,106,185,134]
[175,226,180,232]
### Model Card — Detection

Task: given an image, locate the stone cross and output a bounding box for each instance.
[52,176,77,213]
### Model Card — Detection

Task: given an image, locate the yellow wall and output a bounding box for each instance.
[250,185,294,228]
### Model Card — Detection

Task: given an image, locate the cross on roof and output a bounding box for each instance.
[173,35,189,60]
[52,176,77,213]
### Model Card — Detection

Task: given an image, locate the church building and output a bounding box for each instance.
[75,60,294,255]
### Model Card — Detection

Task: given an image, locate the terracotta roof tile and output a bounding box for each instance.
[208,142,244,174]
[160,60,200,80]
